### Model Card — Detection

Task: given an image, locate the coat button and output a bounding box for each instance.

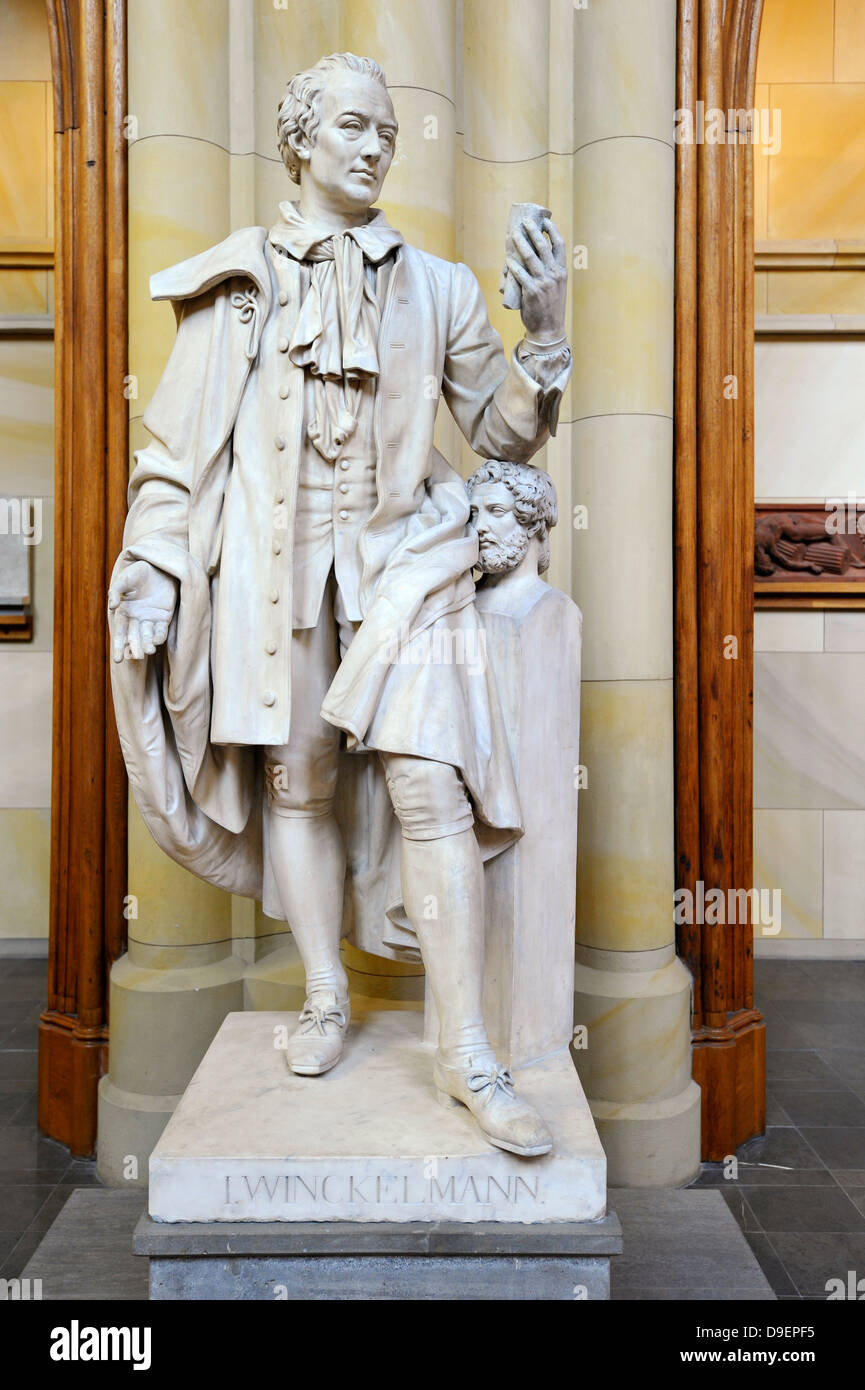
[278,290,288,306]
[275,435,286,450]
[265,640,277,655]
[338,509,349,521]
[339,459,350,470]
[279,384,290,400]
[263,690,276,707]
[275,490,285,504]
[278,336,289,353]
[269,588,280,603]
[339,482,349,493]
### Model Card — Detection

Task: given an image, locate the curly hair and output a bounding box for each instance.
[276,53,389,184]
[466,460,558,573]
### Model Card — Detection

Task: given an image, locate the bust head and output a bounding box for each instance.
[276,54,398,218]
[467,460,558,578]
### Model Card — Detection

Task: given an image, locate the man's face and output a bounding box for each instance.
[469,481,531,574]
[303,71,398,213]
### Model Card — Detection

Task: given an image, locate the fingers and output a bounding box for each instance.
[543,217,567,268]
[505,254,531,288]
[112,611,128,663]
[153,619,168,647]
[140,620,156,655]
[126,618,144,661]
[522,217,555,269]
[511,223,544,275]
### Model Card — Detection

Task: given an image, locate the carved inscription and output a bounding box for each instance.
[224,1171,540,1208]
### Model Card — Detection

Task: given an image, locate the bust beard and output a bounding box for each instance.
[476,527,531,574]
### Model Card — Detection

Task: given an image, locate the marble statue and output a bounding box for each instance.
[468,458,558,598]
[108,52,571,1160]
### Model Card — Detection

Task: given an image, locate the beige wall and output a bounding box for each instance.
[0,0,54,944]
[754,0,865,956]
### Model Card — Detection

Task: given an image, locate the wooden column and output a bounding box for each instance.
[38,0,128,1158]
[674,0,766,1160]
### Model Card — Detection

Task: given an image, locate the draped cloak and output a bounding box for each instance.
[108,219,571,959]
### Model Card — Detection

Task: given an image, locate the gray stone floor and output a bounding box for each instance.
[3,957,865,1299]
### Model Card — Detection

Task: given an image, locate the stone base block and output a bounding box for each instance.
[134,1213,622,1300]
[149,1009,607,1224]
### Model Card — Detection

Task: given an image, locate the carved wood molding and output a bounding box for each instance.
[675,0,766,1161]
[38,0,128,1158]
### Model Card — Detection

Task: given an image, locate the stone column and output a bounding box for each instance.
[569,0,700,1186]
[97,0,241,1186]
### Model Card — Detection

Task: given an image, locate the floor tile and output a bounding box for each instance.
[746,1184,865,1234]
[769,1232,865,1298]
[742,1232,799,1296]
[774,1091,865,1128]
[766,1051,842,1085]
[799,1127,865,1169]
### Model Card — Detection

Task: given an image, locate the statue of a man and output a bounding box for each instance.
[108,53,571,1158]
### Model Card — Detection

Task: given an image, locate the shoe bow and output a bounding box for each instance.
[297,1003,346,1036]
[466,1065,515,1104]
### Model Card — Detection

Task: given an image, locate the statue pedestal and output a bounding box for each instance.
[138,1008,617,1297]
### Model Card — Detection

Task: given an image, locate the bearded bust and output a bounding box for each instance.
[467,459,558,599]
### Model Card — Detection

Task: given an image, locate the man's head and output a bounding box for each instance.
[277,53,398,215]
[467,461,558,575]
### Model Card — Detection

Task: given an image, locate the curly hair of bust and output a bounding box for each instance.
[467,461,558,573]
[276,53,389,183]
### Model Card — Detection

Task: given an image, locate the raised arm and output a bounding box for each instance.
[442,216,571,462]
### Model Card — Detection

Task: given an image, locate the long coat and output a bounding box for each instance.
[109,221,570,957]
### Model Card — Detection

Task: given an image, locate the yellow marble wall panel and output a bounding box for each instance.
[128,0,230,146]
[253,0,342,160]
[835,0,865,82]
[0,270,50,316]
[0,82,52,245]
[463,0,549,162]
[753,808,822,939]
[0,651,52,807]
[573,0,676,147]
[0,0,52,82]
[342,0,457,97]
[539,418,573,603]
[754,84,770,242]
[825,611,865,652]
[766,268,865,315]
[129,137,231,408]
[571,413,673,683]
[756,0,834,84]
[823,810,865,938]
[548,0,574,155]
[30,493,53,651]
[767,84,865,241]
[254,153,293,229]
[128,797,233,948]
[0,808,50,938]
[572,138,675,421]
[576,678,675,954]
[0,338,54,496]
[230,152,257,232]
[376,89,456,261]
[460,155,552,357]
[754,270,769,314]
[755,339,865,496]
[755,652,865,809]
[753,609,823,653]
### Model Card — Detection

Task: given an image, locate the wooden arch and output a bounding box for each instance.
[38,0,128,1156]
[675,0,766,1159]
